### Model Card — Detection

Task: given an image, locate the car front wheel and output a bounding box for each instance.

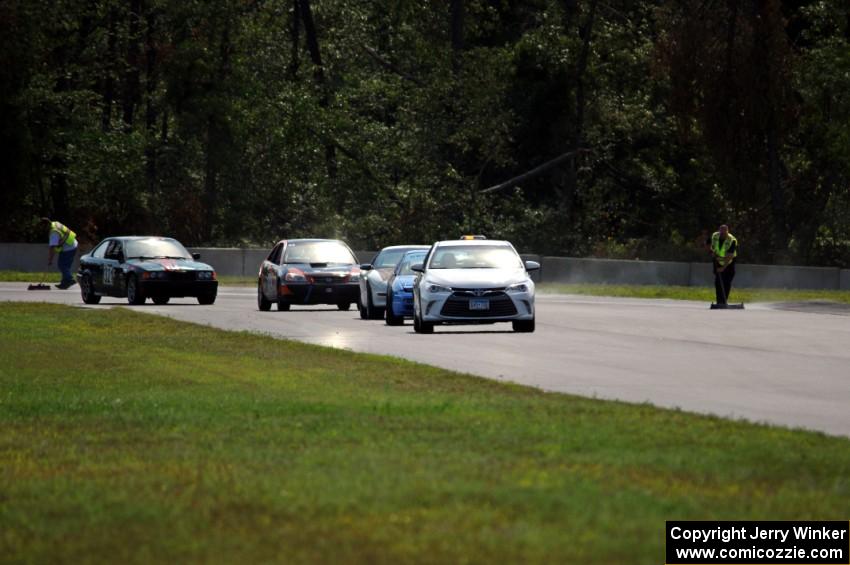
[413,310,433,334]
[258,282,271,311]
[385,290,403,326]
[198,293,216,305]
[366,282,384,319]
[126,275,145,305]
[80,275,101,305]
[512,317,535,333]
[152,296,170,305]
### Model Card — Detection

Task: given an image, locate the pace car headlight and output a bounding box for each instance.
[349,274,360,282]
[428,284,452,293]
[506,283,529,293]
[196,271,215,280]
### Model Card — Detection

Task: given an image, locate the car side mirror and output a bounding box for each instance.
[192,253,201,260]
[117,252,125,263]
[411,263,424,273]
[524,260,540,272]
[359,263,373,271]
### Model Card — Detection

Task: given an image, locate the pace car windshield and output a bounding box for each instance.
[397,252,428,275]
[125,238,192,259]
[283,241,356,264]
[428,245,522,269]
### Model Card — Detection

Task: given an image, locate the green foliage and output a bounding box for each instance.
[1,0,848,265]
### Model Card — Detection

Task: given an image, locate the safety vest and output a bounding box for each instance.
[711,232,737,266]
[50,221,77,252]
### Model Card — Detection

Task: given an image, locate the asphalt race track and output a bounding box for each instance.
[4,282,849,437]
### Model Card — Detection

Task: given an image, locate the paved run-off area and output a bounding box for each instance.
[3,282,849,436]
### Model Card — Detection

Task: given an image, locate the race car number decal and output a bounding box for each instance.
[103,265,114,286]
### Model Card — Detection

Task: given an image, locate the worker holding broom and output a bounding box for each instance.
[42,217,78,289]
[707,224,738,307]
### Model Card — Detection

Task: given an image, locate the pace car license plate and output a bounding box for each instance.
[469,298,490,311]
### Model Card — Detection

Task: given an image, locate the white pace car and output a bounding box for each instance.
[412,238,539,333]
[359,245,430,319]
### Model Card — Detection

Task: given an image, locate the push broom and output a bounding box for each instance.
[710,271,744,310]
[27,272,52,291]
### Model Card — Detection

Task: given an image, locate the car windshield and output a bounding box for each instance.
[373,249,411,268]
[397,252,428,275]
[125,238,192,259]
[283,241,356,264]
[429,245,522,269]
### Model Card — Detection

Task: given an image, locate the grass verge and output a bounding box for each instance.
[2,303,849,563]
[538,282,850,304]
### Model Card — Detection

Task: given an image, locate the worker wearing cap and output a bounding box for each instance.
[42,217,78,289]
[707,224,738,306]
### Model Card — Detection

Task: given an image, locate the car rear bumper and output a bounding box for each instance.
[280,282,359,305]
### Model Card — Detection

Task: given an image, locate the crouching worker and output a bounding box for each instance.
[42,217,78,289]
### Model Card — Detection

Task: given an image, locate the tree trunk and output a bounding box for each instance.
[450,0,464,73]
[724,0,739,80]
[101,6,118,131]
[203,115,218,243]
[122,0,142,129]
[289,0,301,78]
[766,126,788,252]
[752,0,789,255]
[299,0,337,181]
[202,24,233,243]
[144,3,158,194]
[563,0,598,216]
[161,109,168,143]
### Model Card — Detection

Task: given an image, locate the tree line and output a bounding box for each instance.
[1,0,848,265]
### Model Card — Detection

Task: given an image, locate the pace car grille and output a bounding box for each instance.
[440,291,518,318]
[450,287,505,295]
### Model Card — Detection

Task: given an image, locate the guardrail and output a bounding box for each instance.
[3,243,848,290]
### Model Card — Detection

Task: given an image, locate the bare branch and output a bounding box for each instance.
[479,149,590,194]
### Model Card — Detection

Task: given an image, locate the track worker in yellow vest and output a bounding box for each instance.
[707,224,738,306]
[42,217,79,289]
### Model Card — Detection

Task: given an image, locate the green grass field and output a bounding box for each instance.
[2,303,849,563]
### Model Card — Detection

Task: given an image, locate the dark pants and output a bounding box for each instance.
[58,248,77,286]
[714,261,735,304]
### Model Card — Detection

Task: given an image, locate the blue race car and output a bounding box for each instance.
[385,249,429,326]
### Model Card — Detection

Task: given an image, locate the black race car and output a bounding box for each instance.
[257,238,360,311]
[77,236,218,305]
